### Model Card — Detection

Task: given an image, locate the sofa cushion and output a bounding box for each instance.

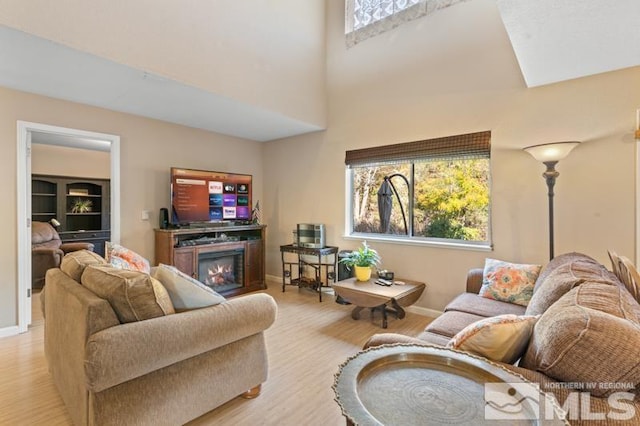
[416,331,452,347]
[447,314,538,364]
[60,249,107,282]
[609,251,640,303]
[363,333,432,349]
[82,265,175,323]
[425,310,487,338]
[525,258,619,316]
[105,242,151,273]
[478,258,541,307]
[152,263,226,311]
[445,292,527,317]
[533,252,599,293]
[521,282,640,397]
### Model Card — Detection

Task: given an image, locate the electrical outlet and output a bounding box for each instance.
[141,210,150,221]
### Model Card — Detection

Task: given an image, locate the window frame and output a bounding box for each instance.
[345,0,471,48]
[344,132,493,251]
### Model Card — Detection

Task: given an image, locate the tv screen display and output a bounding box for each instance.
[171,167,252,225]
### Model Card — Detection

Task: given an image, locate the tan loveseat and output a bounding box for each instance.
[43,252,277,426]
[366,253,640,425]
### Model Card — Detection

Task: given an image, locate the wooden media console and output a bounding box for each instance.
[154,224,266,297]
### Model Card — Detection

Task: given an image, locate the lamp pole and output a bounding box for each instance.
[543,161,559,261]
[523,141,580,262]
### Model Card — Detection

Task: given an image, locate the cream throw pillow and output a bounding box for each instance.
[82,265,175,323]
[152,263,226,311]
[447,314,539,364]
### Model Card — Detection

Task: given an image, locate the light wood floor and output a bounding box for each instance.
[0,280,433,426]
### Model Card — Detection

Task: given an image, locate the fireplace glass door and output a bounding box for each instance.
[198,248,244,293]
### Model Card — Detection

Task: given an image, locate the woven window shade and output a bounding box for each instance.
[345,131,491,167]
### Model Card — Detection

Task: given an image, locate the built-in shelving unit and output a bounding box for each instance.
[32,179,58,224]
[32,175,111,256]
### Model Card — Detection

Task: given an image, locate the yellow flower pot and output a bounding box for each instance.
[354,266,372,282]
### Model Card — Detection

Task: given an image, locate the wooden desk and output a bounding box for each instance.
[332,277,425,328]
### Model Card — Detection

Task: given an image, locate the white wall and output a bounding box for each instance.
[32,144,110,178]
[0,0,327,128]
[262,0,640,312]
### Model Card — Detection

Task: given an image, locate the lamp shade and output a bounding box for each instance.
[524,141,580,162]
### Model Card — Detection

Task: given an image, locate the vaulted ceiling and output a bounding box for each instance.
[496,0,640,87]
[0,0,638,141]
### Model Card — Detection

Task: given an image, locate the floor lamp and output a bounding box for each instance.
[524,141,580,260]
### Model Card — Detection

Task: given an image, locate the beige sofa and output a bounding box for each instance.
[43,254,277,426]
[366,253,640,425]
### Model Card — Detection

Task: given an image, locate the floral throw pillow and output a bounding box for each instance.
[478,258,541,307]
[105,242,151,274]
[447,314,539,364]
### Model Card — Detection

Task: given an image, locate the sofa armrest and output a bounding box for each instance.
[60,242,95,253]
[501,363,640,423]
[32,246,64,268]
[466,268,484,294]
[85,292,277,392]
[363,333,431,349]
[44,269,120,426]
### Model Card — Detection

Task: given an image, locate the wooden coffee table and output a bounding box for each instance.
[332,277,426,328]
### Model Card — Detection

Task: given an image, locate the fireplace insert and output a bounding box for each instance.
[198,248,244,293]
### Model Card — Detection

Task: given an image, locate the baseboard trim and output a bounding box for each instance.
[0,325,19,339]
[265,274,280,284]
[406,306,442,318]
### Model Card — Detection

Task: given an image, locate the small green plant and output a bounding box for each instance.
[71,198,93,213]
[339,241,381,269]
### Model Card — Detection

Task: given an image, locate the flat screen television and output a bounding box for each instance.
[170,167,252,225]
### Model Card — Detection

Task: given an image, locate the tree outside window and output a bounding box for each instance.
[346,131,491,245]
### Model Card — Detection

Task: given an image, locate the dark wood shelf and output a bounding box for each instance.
[32,174,111,256]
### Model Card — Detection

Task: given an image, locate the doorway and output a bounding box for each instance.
[17,121,120,333]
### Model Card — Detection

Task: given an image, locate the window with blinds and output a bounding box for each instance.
[345,0,471,47]
[345,131,492,245]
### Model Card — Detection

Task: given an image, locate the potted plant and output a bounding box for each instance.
[339,241,381,281]
[71,198,93,214]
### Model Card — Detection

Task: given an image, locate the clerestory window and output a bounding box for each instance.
[345,0,470,47]
[345,131,492,248]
